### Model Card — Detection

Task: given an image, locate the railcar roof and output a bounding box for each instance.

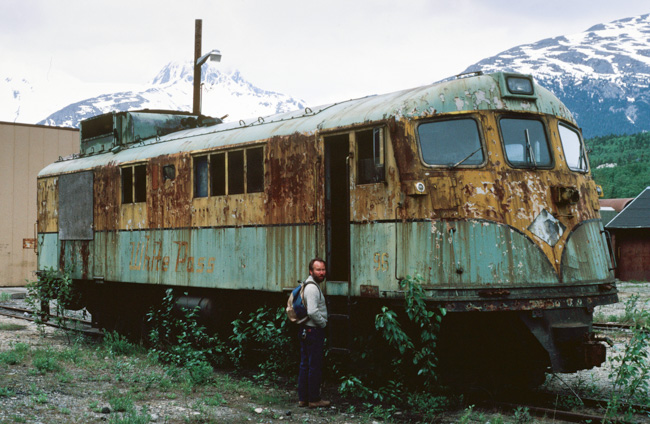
[38,72,576,177]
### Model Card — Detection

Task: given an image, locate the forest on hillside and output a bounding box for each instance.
[586,132,650,199]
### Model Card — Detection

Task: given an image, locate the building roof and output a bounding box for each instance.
[605,187,650,229]
[599,198,635,212]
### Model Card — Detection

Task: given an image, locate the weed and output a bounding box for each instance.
[103,331,142,357]
[605,295,650,420]
[26,267,80,338]
[147,288,225,387]
[338,273,446,409]
[513,406,533,423]
[458,405,475,424]
[0,323,25,331]
[0,342,30,366]
[32,348,61,373]
[0,387,15,397]
[108,406,151,424]
[229,306,295,379]
[0,292,12,302]
[107,390,135,412]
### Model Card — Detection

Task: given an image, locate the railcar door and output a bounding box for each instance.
[324,134,350,283]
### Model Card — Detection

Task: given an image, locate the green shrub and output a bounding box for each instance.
[32,348,61,374]
[0,342,30,366]
[147,289,225,386]
[229,306,295,379]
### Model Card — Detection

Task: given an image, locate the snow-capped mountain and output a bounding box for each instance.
[37,61,307,128]
[464,13,650,138]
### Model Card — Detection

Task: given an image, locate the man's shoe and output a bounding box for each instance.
[298,401,308,407]
[308,400,331,408]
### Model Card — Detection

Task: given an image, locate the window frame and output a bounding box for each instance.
[498,115,554,170]
[192,145,265,198]
[558,122,589,173]
[121,163,147,204]
[355,126,386,185]
[415,116,486,168]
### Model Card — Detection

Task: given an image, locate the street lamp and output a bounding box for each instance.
[193,19,221,115]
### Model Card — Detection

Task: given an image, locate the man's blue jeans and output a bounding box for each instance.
[298,326,325,402]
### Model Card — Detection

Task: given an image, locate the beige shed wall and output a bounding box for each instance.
[0,122,78,287]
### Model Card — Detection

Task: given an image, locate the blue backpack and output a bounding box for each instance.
[286,280,315,324]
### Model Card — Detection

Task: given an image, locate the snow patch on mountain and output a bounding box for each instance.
[464,13,650,137]
[38,61,307,128]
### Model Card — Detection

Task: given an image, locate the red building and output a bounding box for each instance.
[605,187,650,282]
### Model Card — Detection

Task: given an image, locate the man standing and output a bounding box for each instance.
[298,258,330,408]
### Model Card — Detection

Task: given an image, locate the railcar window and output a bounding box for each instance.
[210,153,226,196]
[134,165,147,203]
[194,156,209,198]
[558,124,588,172]
[122,167,133,204]
[500,118,551,168]
[246,147,264,193]
[357,128,385,184]
[417,119,483,167]
[121,164,147,204]
[228,150,245,195]
[162,164,176,181]
[193,147,265,197]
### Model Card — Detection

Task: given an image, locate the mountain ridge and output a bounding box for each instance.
[463,13,650,137]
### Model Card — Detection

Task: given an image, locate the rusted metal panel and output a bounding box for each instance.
[149,154,192,229]
[89,226,316,290]
[94,164,120,231]
[396,220,558,287]
[37,234,59,270]
[58,172,94,240]
[561,220,613,282]
[37,177,58,233]
[267,134,320,225]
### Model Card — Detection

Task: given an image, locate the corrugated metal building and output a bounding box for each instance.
[0,121,78,286]
[605,187,650,282]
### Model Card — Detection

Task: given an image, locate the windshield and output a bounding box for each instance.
[417,118,484,167]
[558,123,588,172]
[500,118,551,168]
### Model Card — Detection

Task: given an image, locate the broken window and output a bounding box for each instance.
[418,118,484,167]
[228,150,245,195]
[500,118,552,168]
[558,123,588,172]
[122,164,147,204]
[357,127,385,184]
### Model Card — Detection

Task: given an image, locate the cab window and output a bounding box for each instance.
[417,118,484,167]
[558,123,588,172]
[356,127,385,184]
[500,118,552,168]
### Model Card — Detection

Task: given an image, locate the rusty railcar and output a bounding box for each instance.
[36,72,617,385]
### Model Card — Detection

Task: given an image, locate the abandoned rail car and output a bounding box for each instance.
[36,72,617,386]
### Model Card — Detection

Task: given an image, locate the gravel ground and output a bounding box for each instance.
[541,282,650,400]
[1,282,649,423]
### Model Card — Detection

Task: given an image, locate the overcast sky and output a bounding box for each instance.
[1,0,649,106]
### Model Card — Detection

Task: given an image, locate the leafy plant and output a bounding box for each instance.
[147,289,225,386]
[605,296,650,420]
[26,266,80,336]
[338,273,447,414]
[0,342,30,366]
[32,348,62,374]
[229,306,296,379]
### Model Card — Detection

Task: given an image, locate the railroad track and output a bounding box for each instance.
[482,389,650,423]
[0,303,101,337]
